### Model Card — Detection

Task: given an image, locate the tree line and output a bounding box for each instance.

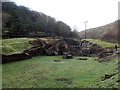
[2,2,80,38]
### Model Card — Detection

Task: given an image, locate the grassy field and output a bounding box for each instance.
[0,64,2,90]
[82,39,118,47]
[2,38,119,88]
[2,56,118,88]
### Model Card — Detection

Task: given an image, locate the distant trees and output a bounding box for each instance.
[2,2,80,38]
[71,26,80,38]
[56,21,71,37]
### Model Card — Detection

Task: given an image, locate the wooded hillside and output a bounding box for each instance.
[2,2,79,38]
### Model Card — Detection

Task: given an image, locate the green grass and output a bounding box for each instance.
[82,39,118,47]
[1,38,34,55]
[2,56,118,88]
[1,38,58,55]
[2,38,119,88]
[0,64,2,90]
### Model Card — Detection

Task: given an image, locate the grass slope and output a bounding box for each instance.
[2,56,118,88]
[82,39,118,47]
[1,38,34,55]
[1,38,58,55]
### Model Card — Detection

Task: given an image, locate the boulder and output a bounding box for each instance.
[54,60,61,62]
[105,48,113,53]
[92,44,98,47]
[101,73,116,81]
[46,51,58,56]
[29,39,46,47]
[57,41,69,55]
[89,47,103,54]
[63,54,73,59]
[98,48,113,58]
[23,47,47,56]
[116,80,120,82]
[55,78,72,84]
[77,58,88,60]
[98,52,112,58]
[81,47,91,56]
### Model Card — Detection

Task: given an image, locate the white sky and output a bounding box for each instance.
[13,0,119,31]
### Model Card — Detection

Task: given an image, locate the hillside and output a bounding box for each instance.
[79,20,119,43]
[2,2,79,39]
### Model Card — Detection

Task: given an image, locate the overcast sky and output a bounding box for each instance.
[12,0,119,31]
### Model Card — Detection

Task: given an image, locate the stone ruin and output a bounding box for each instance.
[2,38,115,63]
[25,38,98,56]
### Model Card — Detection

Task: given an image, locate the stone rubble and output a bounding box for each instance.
[2,38,115,63]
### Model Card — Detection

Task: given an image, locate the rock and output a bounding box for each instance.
[89,47,103,54]
[53,52,58,55]
[46,40,69,55]
[27,38,106,57]
[57,41,69,55]
[67,80,72,84]
[63,54,73,59]
[55,78,72,84]
[105,48,113,53]
[82,40,89,43]
[115,51,120,54]
[81,47,91,56]
[2,53,32,63]
[98,50,113,58]
[55,78,70,81]
[29,39,46,47]
[101,73,116,81]
[46,51,58,56]
[54,60,61,62]
[77,58,88,60]
[24,47,47,56]
[109,84,115,87]
[116,80,120,82]
[92,44,98,47]
[88,42,93,45]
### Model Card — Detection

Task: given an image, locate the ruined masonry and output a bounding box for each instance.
[2,38,114,63]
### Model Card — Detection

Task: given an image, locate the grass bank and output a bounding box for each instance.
[1,38,34,55]
[1,38,58,55]
[82,39,118,47]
